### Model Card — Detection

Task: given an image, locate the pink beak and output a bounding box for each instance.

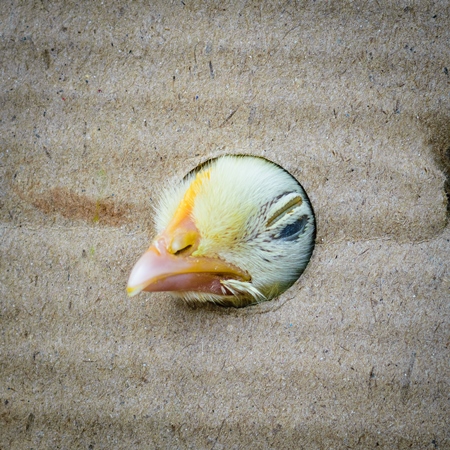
[127,236,249,297]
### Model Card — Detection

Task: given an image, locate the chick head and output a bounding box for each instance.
[127,155,316,307]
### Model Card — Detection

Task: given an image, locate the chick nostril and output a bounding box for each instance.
[174,245,193,256]
[168,231,198,255]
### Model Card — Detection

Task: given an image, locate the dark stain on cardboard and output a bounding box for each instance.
[424,114,450,216]
[42,49,51,70]
[444,146,450,215]
[400,351,416,404]
[25,412,35,432]
[30,187,132,226]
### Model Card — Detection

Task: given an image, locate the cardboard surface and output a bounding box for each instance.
[1,1,449,448]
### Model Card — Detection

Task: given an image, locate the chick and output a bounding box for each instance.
[127,155,316,307]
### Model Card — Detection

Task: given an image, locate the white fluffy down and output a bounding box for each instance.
[155,155,316,307]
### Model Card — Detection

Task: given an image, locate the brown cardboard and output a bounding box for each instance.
[1,1,449,448]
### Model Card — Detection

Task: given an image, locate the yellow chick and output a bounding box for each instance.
[127,155,316,307]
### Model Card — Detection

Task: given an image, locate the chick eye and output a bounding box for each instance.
[277,215,308,241]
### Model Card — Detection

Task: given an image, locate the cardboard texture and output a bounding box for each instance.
[1,1,449,448]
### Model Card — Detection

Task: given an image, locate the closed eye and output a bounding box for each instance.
[266,193,303,227]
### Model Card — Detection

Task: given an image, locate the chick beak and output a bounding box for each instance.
[126,215,249,298]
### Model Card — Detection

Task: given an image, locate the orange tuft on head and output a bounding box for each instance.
[166,168,211,235]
